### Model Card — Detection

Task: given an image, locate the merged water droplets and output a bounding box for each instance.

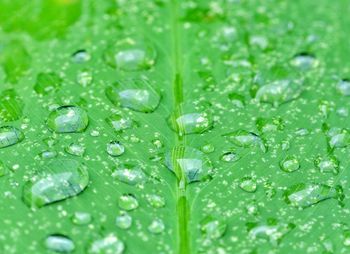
[106,79,161,113]
[47,106,89,133]
[224,130,266,152]
[165,146,212,183]
[104,40,156,71]
[88,234,124,254]
[112,162,146,185]
[22,159,89,208]
[0,126,24,148]
[44,234,75,253]
[168,102,213,135]
[283,183,343,208]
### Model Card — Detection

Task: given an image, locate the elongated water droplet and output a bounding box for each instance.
[116,212,132,229]
[112,163,146,186]
[47,106,89,133]
[279,156,300,173]
[283,183,343,208]
[106,79,161,113]
[104,40,156,71]
[118,194,138,211]
[22,159,89,208]
[45,234,75,253]
[71,211,92,225]
[168,102,213,135]
[34,72,62,95]
[0,126,24,148]
[200,216,227,239]
[88,234,124,254]
[224,130,266,152]
[148,218,165,234]
[165,146,212,183]
[107,141,125,157]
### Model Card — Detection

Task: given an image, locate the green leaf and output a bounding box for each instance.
[1,0,350,254]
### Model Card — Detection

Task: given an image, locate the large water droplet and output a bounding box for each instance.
[22,159,89,208]
[47,106,89,133]
[106,79,161,113]
[44,234,75,253]
[224,130,266,152]
[168,102,213,135]
[34,72,62,95]
[112,163,146,186]
[104,40,156,71]
[165,146,212,183]
[88,234,125,254]
[0,126,24,149]
[118,194,139,211]
[283,183,343,208]
[255,79,303,106]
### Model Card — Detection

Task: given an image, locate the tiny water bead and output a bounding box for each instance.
[255,79,303,106]
[107,141,125,157]
[148,218,165,234]
[106,114,133,132]
[146,194,165,208]
[279,156,300,173]
[106,79,161,113]
[314,155,339,175]
[224,130,266,153]
[44,234,75,253]
[112,163,146,185]
[200,216,227,239]
[116,212,132,229]
[88,234,124,254]
[336,79,350,96]
[47,106,89,133]
[165,146,212,183]
[71,49,91,63]
[71,211,92,225]
[22,159,89,208]
[167,102,213,135]
[118,194,139,211]
[104,40,156,71]
[34,72,62,95]
[239,177,257,193]
[65,143,86,157]
[0,126,24,148]
[290,52,318,70]
[283,183,343,208]
[220,151,239,162]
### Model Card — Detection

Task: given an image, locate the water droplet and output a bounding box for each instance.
[151,139,163,149]
[39,150,58,159]
[34,72,62,95]
[112,163,146,186]
[201,143,215,154]
[228,93,245,108]
[224,130,266,152]
[72,49,91,63]
[283,183,343,208]
[118,194,139,211]
[107,141,125,157]
[0,89,23,122]
[0,126,24,148]
[327,128,350,148]
[168,102,213,135]
[146,194,165,208]
[220,151,239,162]
[106,79,161,113]
[148,218,165,234]
[200,216,227,239]
[290,52,318,70]
[65,143,86,157]
[106,114,133,132]
[104,40,156,71]
[239,177,257,193]
[22,159,89,208]
[279,156,300,173]
[256,117,284,133]
[314,155,339,175]
[255,79,303,106]
[336,79,350,96]
[343,230,350,246]
[116,212,132,229]
[44,234,75,253]
[88,234,124,254]
[71,211,92,225]
[77,69,93,87]
[165,146,212,183]
[47,106,89,133]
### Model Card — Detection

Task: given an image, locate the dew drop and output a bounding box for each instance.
[290,52,318,70]
[239,177,257,193]
[44,234,75,253]
[107,141,125,157]
[47,106,89,133]
[146,194,165,208]
[71,211,92,225]
[88,234,124,254]
[65,143,86,157]
[201,143,215,154]
[224,130,266,152]
[112,163,146,186]
[39,150,58,159]
[22,159,89,208]
[314,155,339,175]
[148,218,165,234]
[118,194,139,211]
[279,156,300,173]
[106,79,161,113]
[0,126,24,149]
[116,212,132,229]
[200,216,227,239]
[72,49,91,63]
[336,79,350,96]
[77,69,93,87]
[327,128,350,148]
[256,117,284,133]
[106,114,133,132]
[220,151,239,162]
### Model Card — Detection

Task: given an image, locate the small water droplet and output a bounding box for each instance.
[279,156,300,173]
[71,211,92,225]
[201,143,215,154]
[327,128,350,148]
[146,194,165,208]
[106,114,133,132]
[65,143,86,157]
[112,163,146,186]
[0,126,24,149]
[220,151,239,162]
[47,106,89,133]
[116,212,132,229]
[39,150,58,159]
[77,69,93,87]
[148,218,165,234]
[200,216,227,239]
[224,130,266,152]
[118,194,139,211]
[256,117,284,133]
[72,49,91,63]
[239,177,257,193]
[314,155,339,175]
[44,234,75,253]
[336,79,350,96]
[88,234,124,254]
[107,141,125,157]
[290,52,318,70]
